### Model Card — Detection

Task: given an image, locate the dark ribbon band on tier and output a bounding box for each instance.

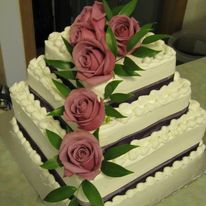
[15,120,199,204]
[110,74,174,107]
[29,87,69,131]
[103,106,188,151]
[16,121,66,187]
[47,64,174,106]
[29,74,175,110]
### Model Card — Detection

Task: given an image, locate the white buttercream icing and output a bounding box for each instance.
[43,27,176,99]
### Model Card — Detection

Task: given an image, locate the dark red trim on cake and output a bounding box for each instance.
[16,121,66,187]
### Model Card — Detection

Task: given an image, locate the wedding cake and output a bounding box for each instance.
[9,1,206,206]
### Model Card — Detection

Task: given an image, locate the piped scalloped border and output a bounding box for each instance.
[10,81,65,138]
[28,55,64,103]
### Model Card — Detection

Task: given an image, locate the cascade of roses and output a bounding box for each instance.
[60,87,104,180]
[59,1,141,181]
[70,1,141,86]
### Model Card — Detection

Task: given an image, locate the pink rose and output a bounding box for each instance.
[64,88,105,131]
[70,1,106,45]
[109,15,140,56]
[73,39,115,85]
[59,131,103,180]
[69,23,97,46]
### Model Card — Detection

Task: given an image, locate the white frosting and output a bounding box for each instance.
[90,45,176,98]
[28,55,65,108]
[10,81,66,158]
[45,27,72,62]
[10,80,206,200]
[10,117,68,206]
[105,143,206,206]
[110,101,206,167]
[99,73,191,146]
[44,27,176,99]
[10,117,206,206]
[12,73,191,148]
[75,101,206,201]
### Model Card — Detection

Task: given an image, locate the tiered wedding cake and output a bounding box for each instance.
[9,1,206,206]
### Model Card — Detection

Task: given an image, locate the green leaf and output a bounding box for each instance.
[101,161,133,177]
[112,5,124,15]
[55,70,76,80]
[61,36,73,54]
[66,125,73,133]
[104,144,138,160]
[102,0,113,20]
[114,64,140,77]
[45,59,73,70]
[124,57,144,72]
[127,23,154,51]
[93,128,100,140]
[119,0,138,16]
[104,80,122,99]
[106,26,117,56]
[46,129,62,150]
[44,185,77,202]
[68,197,78,206]
[76,80,84,88]
[48,106,64,117]
[41,156,62,170]
[132,46,160,58]
[52,79,70,97]
[142,34,171,44]
[104,116,111,124]
[82,180,104,206]
[110,93,133,103]
[105,105,126,118]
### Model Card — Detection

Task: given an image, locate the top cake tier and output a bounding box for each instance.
[44,27,176,100]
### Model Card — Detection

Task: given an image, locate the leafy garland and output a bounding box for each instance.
[41,0,171,206]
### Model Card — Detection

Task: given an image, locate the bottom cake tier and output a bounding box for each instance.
[5,117,206,206]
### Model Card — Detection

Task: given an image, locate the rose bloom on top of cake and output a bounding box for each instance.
[42,0,171,205]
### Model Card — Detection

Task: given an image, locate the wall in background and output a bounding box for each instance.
[183,0,206,30]
[0,0,26,86]
[0,46,6,85]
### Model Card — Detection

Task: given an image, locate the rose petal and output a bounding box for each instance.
[64,168,73,177]
[78,168,101,180]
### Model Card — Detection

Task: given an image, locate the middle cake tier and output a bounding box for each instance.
[11,71,190,150]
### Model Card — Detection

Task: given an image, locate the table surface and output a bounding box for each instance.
[0,57,206,206]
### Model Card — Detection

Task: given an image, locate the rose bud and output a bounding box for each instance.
[109,15,140,56]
